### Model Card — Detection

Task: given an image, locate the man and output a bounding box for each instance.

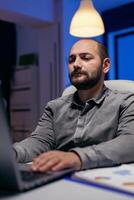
[13,39,134,172]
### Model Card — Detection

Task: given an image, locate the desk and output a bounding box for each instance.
[0,178,133,200]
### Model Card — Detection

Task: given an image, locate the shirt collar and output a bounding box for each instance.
[72,85,109,107]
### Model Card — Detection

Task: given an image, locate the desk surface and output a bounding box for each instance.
[0,178,133,200]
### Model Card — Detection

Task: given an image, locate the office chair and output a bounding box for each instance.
[62,80,134,96]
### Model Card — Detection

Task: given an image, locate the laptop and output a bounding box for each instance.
[0,85,74,192]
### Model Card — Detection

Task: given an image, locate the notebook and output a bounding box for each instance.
[0,84,74,192]
[72,164,134,197]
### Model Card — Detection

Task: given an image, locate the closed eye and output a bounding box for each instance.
[80,53,92,61]
[68,53,93,64]
[68,55,76,64]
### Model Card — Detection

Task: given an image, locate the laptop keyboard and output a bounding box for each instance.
[21,170,52,182]
[19,168,74,189]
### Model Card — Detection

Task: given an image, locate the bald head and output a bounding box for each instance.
[70,39,108,62]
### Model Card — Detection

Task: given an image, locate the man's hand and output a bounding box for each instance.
[31,150,81,172]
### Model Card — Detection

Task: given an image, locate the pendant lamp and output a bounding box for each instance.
[69,0,105,37]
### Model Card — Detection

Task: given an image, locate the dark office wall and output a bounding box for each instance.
[0,20,16,115]
[102,2,134,80]
[102,2,134,34]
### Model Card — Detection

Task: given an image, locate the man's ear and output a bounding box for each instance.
[103,58,110,74]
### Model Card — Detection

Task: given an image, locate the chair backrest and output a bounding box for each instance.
[62,80,134,96]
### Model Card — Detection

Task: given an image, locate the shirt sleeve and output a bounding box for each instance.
[70,94,134,170]
[13,103,55,163]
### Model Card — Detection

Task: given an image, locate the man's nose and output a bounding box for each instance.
[73,57,82,70]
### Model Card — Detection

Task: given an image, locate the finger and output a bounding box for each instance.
[32,155,51,170]
[51,161,69,171]
[37,158,60,172]
[32,153,61,171]
[33,151,59,164]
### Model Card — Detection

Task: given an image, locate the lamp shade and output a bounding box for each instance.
[69,0,105,37]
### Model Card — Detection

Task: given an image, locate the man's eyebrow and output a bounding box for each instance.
[69,52,93,57]
[79,53,93,56]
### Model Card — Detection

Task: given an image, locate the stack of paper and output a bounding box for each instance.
[73,164,134,197]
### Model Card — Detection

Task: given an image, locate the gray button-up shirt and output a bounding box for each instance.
[14,86,134,169]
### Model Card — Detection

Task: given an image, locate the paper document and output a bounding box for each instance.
[73,164,134,196]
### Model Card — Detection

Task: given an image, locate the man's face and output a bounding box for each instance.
[68,40,104,90]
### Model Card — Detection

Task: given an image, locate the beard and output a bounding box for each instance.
[69,66,103,90]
